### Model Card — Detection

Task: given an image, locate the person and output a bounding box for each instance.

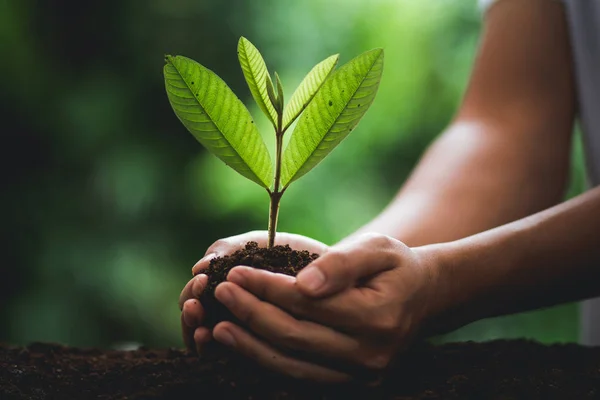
[179,0,600,382]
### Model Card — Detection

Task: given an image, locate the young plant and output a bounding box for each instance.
[164,38,383,248]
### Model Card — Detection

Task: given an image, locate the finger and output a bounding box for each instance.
[191,254,217,276]
[181,299,204,352]
[181,312,195,352]
[192,231,328,275]
[182,298,204,328]
[178,274,208,310]
[182,299,210,353]
[227,266,376,333]
[297,233,402,297]
[213,321,351,383]
[194,327,212,354]
[215,281,380,367]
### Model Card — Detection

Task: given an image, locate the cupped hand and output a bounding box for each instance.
[190,230,329,275]
[208,233,440,382]
[179,231,329,354]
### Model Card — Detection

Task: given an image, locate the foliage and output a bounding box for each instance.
[282,54,338,131]
[164,55,273,188]
[164,40,384,245]
[281,49,383,187]
[237,37,279,127]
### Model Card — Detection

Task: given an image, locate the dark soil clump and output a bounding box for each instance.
[199,241,319,327]
[2,340,600,399]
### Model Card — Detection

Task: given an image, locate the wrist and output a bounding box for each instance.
[413,241,471,337]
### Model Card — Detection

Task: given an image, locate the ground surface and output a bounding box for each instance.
[4,245,598,398]
[1,340,599,399]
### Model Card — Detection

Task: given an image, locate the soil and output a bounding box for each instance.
[199,241,319,327]
[3,244,599,398]
[1,340,599,399]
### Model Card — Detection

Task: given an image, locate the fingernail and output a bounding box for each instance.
[215,329,236,347]
[216,285,235,309]
[192,274,207,297]
[297,265,326,292]
[182,300,198,327]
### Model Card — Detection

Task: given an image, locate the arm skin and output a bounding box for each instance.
[422,185,600,336]
[349,0,576,246]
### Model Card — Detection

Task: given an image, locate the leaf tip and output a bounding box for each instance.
[237,36,245,48]
[164,54,175,64]
[372,48,384,58]
[274,71,284,111]
[266,75,278,111]
[361,48,384,61]
[238,36,252,52]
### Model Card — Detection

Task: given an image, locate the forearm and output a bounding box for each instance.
[423,185,600,336]
[349,120,569,247]
[345,0,574,248]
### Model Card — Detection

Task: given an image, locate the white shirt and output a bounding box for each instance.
[479,0,600,345]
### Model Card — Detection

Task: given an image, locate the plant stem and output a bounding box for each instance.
[267,190,282,248]
[267,113,284,248]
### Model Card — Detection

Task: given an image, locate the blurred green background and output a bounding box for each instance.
[0,0,585,348]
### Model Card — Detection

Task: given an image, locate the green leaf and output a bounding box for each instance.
[282,54,339,131]
[265,76,278,114]
[281,49,383,187]
[237,37,278,127]
[274,71,284,113]
[164,55,273,188]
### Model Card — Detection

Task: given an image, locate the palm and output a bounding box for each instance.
[230,231,328,254]
[192,231,328,276]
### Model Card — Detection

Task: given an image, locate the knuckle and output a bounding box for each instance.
[279,325,307,350]
[237,302,258,325]
[325,248,349,266]
[384,247,403,267]
[360,232,392,247]
[252,270,277,299]
[253,280,270,300]
[285,296,307,317]
[209,238,229,252]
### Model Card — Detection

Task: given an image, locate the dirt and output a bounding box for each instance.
[199,241,319,327]
[3,243,599,399]
[1,340,599,399]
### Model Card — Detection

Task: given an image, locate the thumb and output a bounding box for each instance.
[296,234,399,298]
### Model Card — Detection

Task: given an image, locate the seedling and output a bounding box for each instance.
[164,38,383,248]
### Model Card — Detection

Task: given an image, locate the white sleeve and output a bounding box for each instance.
[478,0,498,13]
[479,0,563,14]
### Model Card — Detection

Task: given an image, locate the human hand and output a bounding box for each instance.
[179,231,329,353]
[208,233,439,382]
